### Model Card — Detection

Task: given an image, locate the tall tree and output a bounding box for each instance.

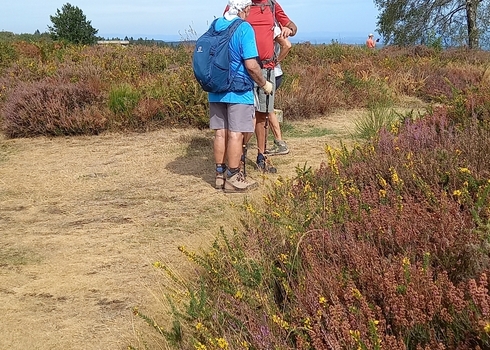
[374,0,489,48]
[48,3,98,45]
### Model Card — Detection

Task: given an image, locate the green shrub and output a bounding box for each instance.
[0,41,17,72]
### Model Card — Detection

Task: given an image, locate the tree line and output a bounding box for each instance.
[4,1,490,49]
[2,3,175,47]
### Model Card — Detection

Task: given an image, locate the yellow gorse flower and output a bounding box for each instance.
[390,123,399,134]
[272,314,289,329]
[303,317,312,330]
[303,182,312,193]
[378,176,387,188]
[216,338,229,349]
[234,290,243,300]
[390,166,400,185]
[246,203,256,214]
[194,342,207,350]
[349,329,361,339]
[352,288,362,299]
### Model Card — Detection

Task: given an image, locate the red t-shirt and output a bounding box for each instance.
[224,1,291,68]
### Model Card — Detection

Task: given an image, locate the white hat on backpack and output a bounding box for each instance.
[227,0,252,15]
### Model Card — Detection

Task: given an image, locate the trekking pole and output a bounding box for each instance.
[242,142,247,177]
[264,68,277,173]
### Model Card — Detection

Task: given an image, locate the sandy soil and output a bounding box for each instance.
[0,113,359,350]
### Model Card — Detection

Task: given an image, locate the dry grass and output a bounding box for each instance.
[0,111,363,350]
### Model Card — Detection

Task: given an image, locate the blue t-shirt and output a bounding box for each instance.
[208,17,258,105]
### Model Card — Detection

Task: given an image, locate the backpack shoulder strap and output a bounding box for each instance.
[228,18,244,32]
[270,0,276,20]
[208,18,220,34]
[252,0,275,15]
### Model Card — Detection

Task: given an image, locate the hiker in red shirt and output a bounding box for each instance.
[224,0,296,172]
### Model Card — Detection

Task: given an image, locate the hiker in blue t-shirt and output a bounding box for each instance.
[209,0,273,193]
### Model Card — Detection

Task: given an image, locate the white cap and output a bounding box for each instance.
[227,0,252,15]
[369,33,374,37]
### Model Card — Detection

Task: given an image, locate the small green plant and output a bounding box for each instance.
[353,103,400,140]
[108,83,142,127]
[108,83,140,115]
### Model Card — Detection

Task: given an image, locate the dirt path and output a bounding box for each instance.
[0,113,358,350]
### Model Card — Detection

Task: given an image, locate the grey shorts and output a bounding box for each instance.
[253,68,275,113]
[209,103,255,133]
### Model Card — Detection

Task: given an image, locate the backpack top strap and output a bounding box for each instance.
[210,17,243,35]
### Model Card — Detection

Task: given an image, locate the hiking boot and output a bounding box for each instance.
[256,154,277,173]
[215,172,225,189]
[265,140,289,156]
[215,164,227,189]
[224,171,258,193]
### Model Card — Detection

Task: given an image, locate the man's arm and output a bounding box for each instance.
[284,20,297,37]
[274,2,297,37]
[244,58,267,87]
[275,35,291,63]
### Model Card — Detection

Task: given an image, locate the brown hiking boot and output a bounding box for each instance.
[215,172,225,189]
[224,171,258,193]
[256,154,277,173]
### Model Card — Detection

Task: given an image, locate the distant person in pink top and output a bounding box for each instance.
[366,33,376,48]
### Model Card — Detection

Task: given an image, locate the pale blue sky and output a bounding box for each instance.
[2,1,380,44]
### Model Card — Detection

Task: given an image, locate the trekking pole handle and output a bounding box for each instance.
[261,81,273,95]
